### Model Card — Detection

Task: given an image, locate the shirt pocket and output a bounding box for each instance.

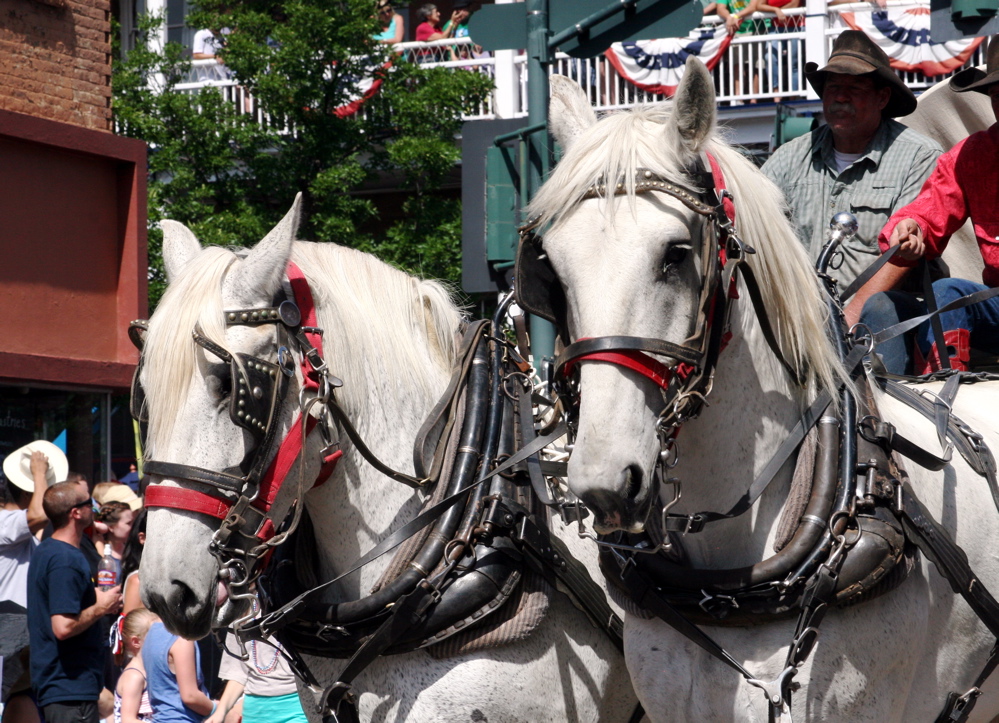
[849,189,897,255]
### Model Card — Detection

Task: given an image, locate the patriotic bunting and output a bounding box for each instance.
[604,26,734,97]
[334,60,391,118]
[839,8,984,77]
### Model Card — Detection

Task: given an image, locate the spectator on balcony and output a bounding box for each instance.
[717,0,768,102]
[192,27,232,82]
[415,4,465,44]
[443,1,485,60]
[759,0,801,94]
[761,30,940,289]
[374,0,405,45]
[847,36,999,373]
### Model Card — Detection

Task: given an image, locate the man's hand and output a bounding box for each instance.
[29,451,49,484]
[94,585,123,616]
[889,218,926,261]
[725,14,741,33]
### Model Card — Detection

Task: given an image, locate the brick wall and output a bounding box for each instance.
[0,0,112,132]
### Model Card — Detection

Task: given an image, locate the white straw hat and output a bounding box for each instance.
[2,441,69,493]
[101,484,143,511]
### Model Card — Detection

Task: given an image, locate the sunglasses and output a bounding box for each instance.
[73,497,94,509]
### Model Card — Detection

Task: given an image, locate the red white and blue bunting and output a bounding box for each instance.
[334,60,391,118]
[839,8,984,77]
[604,26,733,97]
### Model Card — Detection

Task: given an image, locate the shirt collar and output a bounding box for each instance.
[810,120,892,171]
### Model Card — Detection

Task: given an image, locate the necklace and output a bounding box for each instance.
[249,601,280,674]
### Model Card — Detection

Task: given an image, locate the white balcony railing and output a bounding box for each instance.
[167,3,986,125]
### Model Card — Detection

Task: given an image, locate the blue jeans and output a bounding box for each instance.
[768,25,800,92]
[859,278,999,374]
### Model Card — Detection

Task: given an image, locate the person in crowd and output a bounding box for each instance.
[759,0,801,94]
[442,0,484,60]
[849,36,999,373]
[144,616,216,722]
[1,444,59,702]
[208,597,307,723]
[717,0,767,101]
[415,4,463,43]
[2,646,40,723]
[120,509,147,616]
[28,481,122,723]
[114,608,157,723]
[97,502,135,565]
[192,27,232,82]
[374,0,405,45]
[761,30,941,288]
[119,464,140,494]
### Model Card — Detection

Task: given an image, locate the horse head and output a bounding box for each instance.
[533,60,837,535]
[139,199,304,638]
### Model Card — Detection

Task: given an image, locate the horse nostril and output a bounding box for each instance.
[624,464,644,500]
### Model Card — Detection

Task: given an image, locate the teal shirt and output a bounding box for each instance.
[761,119,941,287]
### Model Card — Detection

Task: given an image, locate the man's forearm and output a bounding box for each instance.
[52,603,104,640]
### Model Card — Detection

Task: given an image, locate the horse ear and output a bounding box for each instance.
[161,220,203,283]
[231,194,303,302]
[549,74,597,152]
[672,57,716,154]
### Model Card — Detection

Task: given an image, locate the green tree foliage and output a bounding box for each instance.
[113,1,492,306]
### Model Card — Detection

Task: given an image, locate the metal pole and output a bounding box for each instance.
[525,0,556,375]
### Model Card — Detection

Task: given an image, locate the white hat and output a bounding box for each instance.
[101,484,143,511]
[2,441,69,493]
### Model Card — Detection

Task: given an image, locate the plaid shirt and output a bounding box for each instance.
[762,119,941,288]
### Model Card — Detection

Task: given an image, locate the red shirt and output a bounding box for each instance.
[415,21,442,42]
[768,0,803,28]
[879,124,999,288]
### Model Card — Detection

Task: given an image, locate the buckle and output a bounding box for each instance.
[664,513,706,534]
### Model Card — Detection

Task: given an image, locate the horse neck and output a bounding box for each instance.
[296,250,455,598]
[671,299,813,568]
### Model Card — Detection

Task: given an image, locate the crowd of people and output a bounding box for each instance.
[0,443,306,723]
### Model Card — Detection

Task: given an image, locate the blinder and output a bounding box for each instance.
[514,230,566,325]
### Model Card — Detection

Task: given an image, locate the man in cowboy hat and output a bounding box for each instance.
[848,36,999,374]
[762,30,941,288]
[0,442,64,700]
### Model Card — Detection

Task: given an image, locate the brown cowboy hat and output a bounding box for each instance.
[951,35,999,94]
[805,30,917,118]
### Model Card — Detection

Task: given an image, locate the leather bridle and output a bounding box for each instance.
[130,262,344,594]
[516,153,805,545]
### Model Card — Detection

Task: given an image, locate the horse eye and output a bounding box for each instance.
[206,365,232,402]
[661,244,691,275]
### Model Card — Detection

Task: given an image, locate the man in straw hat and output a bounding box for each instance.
[763,30,941,288]
[0,441,66,700]
[848,36,999,374]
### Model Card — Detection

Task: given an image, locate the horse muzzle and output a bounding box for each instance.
[578,463,659,534]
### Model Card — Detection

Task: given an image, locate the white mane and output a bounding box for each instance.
[142,241,463,457]
[528,103,849,399]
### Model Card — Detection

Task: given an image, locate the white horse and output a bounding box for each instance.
[531,61,999,721]
[136,205,638,721]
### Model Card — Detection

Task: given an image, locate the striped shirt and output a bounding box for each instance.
[762,119,941,288]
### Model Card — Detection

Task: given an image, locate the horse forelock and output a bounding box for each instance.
[143,246,236,458]
[530,103,850,401]
[529,105,693,230]
[290,242,463,414]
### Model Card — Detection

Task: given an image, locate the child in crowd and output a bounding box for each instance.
[144,617,216,722]
[115,608,157,723]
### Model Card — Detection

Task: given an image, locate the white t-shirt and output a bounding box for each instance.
[0,508,38,609]
[192,28,232,82]
[833,149,863,175]
[218,629,299,697]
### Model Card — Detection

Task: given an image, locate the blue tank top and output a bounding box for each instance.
[143,622,209,723]
[373,16,397,41]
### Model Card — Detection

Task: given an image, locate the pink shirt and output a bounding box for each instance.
[879,124,999,288]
